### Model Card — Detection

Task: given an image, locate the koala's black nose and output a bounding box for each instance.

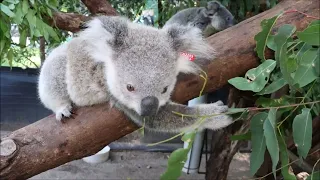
[140,96,159,116]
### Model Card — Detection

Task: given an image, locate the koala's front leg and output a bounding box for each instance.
[144,101,233,133]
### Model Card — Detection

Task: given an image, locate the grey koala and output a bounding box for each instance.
[164,1,235,32]
[38,16,233,133]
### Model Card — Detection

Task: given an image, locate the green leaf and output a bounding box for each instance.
[12,2,25,24]
[1,3,15,17]
[7,48,13,68]
[267,35,276,51]
[181,131,196,143]
[274,24,297,86]
[22,0,29,15]
[278,132,296,180]
[297,24,320,46]
[228,60,276,92]
[231,132,251,141]
[254,14,282,62]
[263,108,279,178]
[250,112,268,176]
[306,171,320,180]
[293,48,319,88]
[292,108,312,159]
[19,28,27,46]
[257,77,287,95]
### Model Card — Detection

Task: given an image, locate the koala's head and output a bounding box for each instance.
[204,1,235,31]
[79,16,215,117]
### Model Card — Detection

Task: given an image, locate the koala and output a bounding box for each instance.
[38,15,233,133]
[164,1,235,32]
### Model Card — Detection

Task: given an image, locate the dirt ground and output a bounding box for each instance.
[1,130,251,180]
[30,151,250,180]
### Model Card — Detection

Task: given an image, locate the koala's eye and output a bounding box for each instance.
[226,17,231,21]
[127,84,135,92]
[162,86,168,94]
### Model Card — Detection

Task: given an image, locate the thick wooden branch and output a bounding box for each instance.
[1,0,318,179]
[49,0,118,32]
[81,0,118,15]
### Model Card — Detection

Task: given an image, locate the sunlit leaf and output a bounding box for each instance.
[1,3,15,17]
[293,108,312,159]
[254,14,282,62]
[263,108,279,178]
[250,112,267,176]
[228,60,276,92]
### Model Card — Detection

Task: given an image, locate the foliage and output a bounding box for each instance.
[228,12,320,179]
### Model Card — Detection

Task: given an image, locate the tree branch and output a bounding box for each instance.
[49,0,118,32]
[0,0,318,179]
[81,0,118,15]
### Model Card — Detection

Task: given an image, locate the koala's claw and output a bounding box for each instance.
[55,104,72,121]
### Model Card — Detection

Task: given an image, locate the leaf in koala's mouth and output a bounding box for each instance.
[180,52,195,61]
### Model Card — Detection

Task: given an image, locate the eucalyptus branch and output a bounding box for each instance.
[250,149,320,180]
[277,81,317,127]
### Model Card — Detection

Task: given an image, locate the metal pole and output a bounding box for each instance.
[182,94,207,174]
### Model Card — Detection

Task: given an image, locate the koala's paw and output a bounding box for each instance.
[55,104,73,121]
[204,100,233,130]
[210,100,229,113]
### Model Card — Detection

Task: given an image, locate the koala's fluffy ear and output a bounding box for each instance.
[76,16,129,62]
[78,16,129,47]
[164,24,215,74]
[205,1,220,16]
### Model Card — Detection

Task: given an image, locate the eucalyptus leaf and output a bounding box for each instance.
[257,77,287,95]
[250,112,268,176]
[297,24,320,46]
[274,24,296,86]
[267,35,276,51]
[19,28,27,46]
[293,108,312,159]
[278,132,296,180]
[1,3,15,17]
[293,48,319,88]
[306,171,320,180]
[254,14,282,62]
[228,60,276,92]
[263,108,279,178]
[22,0,29,15]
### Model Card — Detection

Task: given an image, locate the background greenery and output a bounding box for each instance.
[0,0,278,69]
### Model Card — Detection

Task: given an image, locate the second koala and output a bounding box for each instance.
[164,1,235,32]
[38,16,233,133]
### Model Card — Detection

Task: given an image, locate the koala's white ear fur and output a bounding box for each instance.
[76,16,129,63]
[164,24,215,60]
[164,24,215,74]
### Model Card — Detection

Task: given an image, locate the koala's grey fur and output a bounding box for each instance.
[38,15,233,133]
[164,1,235,32]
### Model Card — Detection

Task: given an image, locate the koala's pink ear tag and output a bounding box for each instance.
[180,52,195,61]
